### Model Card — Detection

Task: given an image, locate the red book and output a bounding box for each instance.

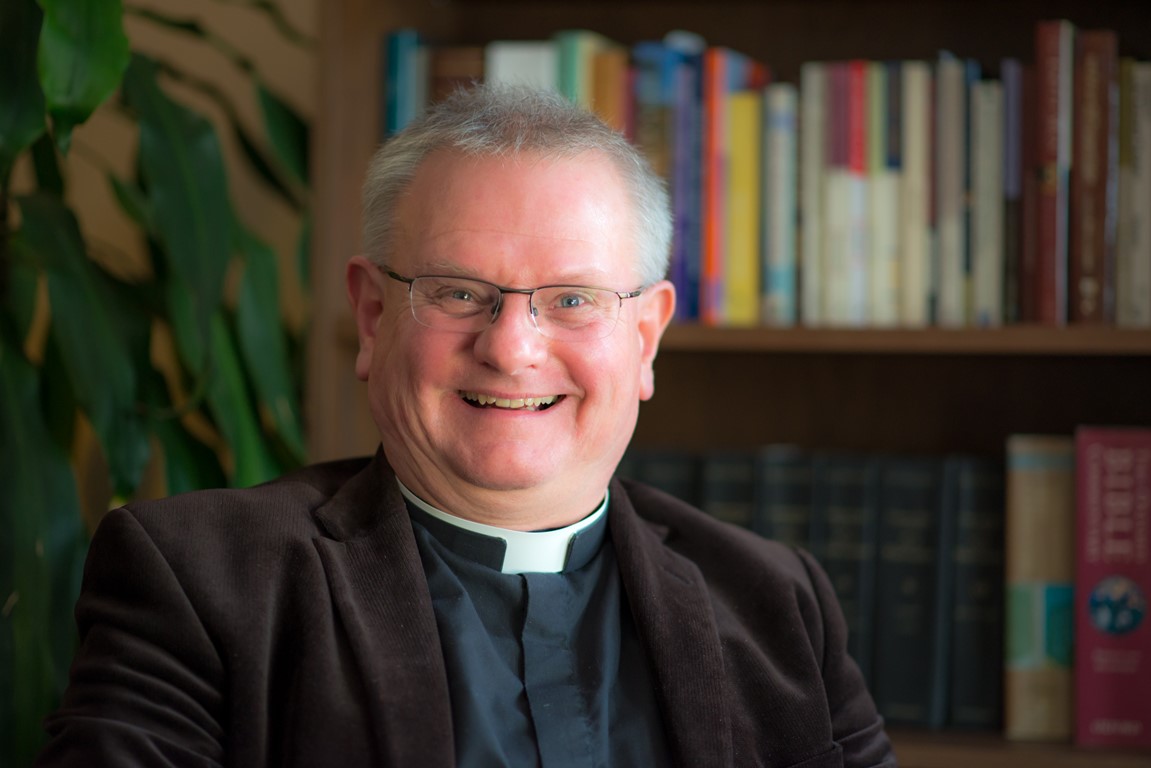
[1069,29,1120,324]
[1033,19,1076,326]
[699,47,728,327]
[698,47,768,326]
[1019,65,1039,322]
[1074,426,1151,750]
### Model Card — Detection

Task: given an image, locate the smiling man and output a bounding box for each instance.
[37,86,896,767]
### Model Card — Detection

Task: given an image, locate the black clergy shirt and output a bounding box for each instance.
[400,483,673,767]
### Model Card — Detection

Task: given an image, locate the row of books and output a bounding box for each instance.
[380,22,1151,330]
[617,427,1150,750]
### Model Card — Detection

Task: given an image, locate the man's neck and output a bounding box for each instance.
[391,466,611,531]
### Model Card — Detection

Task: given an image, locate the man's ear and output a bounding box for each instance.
[637,279,676,401]
[346,255,385,382]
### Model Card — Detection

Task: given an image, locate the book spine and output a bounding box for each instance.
[591,45,629,134]
[1033,19,1076,326]
[872,456,946,727]
[382,28,422,138]
[483,40,559,93]
[1004,434,1075,742]
[1069,30,1120,324]
[672,45,705,323]
[622,448,703,507]
[800,61,827,326]
[753,446,811,546]
[700,47,728,326]
[725,89,764,326]
[1074,427,1151,749]
[1019,64,1040,323]
[944,455,1006,729]
[845,59,870,326]
[823,62,851,326]
[1002,58,1024,325]
[900,60,932,327]
[810,454,882,685]
[1117,61,1151,327]
[869,61,901,327]
[971,79,1005,327]
[700,450,757,529]
[935,52,968,327]
[763,82,799,326]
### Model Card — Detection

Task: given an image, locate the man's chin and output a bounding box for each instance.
[453,464,559,494]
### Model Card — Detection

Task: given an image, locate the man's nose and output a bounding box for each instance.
[472,292,548,373]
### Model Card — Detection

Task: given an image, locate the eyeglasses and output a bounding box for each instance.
[381,268,645,341]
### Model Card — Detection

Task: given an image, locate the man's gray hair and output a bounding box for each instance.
[361,84,672,286]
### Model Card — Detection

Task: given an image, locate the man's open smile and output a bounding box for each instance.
[460,391,563,411]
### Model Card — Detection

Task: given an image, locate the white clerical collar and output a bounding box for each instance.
[395,479,609,574]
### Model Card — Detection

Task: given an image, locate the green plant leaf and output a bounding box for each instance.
[257,82,309,188]
[36,0,130,153]
[39,330,78,453]
[121,54,231,362]
[4,236,40,347]
[0,0,46,178]
[0,338,85,766]
[207,312,281,487]
[165,273,207,383]
[17,193,150,496]
[108,174,151,232]
[234,223,306,463]
[30,131,63,195]
[139,367,227,494]
[296,212,312,293]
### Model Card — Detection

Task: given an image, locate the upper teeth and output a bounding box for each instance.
[463,392,559,409]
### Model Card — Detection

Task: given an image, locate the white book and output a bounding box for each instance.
[799,62,827,326]
[971,80,1005,326]
[1118,60,1151,327]
[845,156,871,327]
[762,83,799,326]
[869,62,901,327]
[900,60,932,327]
[484,40,559,93]
[824,166,851,325]
[824,62,869,327]
[935,52,969,326]
[412,46,430,122]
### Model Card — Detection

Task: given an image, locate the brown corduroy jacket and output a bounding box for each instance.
[37,451,896,768]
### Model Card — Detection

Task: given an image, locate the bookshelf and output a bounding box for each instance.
[310,0,1151,764]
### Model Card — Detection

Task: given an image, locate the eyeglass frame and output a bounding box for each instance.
[379,266,647,339]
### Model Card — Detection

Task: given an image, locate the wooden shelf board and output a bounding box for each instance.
[891,729,1151,768]
[660,324,1151,356]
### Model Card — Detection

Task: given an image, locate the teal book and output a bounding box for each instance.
[700,450,757,529]
[618,448,702,507]
[871,455,947,727]
[809,453,881,684]
[942,454,1005,729]
[753,445,812,547]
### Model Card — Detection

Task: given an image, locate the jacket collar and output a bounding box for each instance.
[608,478,734,767]
[312,450,455,767]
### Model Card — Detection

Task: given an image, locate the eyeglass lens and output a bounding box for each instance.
[409,276,621,340]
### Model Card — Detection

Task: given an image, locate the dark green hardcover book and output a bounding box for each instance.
[619,448,702,507]
[700,450,757,529]
[753,445,812,546]
[943,454,1006,729]
[809,453,881,685]
[871,455,947,728]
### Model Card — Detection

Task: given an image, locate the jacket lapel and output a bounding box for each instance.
[313,454,455,767]
[609,485,734,768]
